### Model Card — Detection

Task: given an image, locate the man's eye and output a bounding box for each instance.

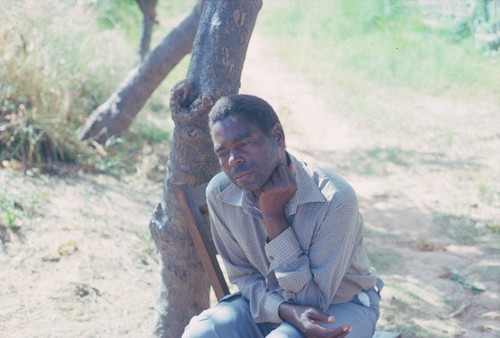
[218,151,228,158]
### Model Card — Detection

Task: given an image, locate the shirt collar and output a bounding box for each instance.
[217,153,326,216]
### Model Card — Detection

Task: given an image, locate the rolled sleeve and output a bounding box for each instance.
[265,227,312,297]
[263,293,286,324]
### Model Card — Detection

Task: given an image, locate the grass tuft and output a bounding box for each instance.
[0,0,149,169]
[1,1,122,166]
[0,0,194,173]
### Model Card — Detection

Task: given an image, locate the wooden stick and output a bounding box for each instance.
[172,183,230,300]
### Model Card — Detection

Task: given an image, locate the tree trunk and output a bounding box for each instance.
[148,1,262,337]
[136,0,158,61]
[77,1,203,144]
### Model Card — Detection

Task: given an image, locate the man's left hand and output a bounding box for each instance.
[259,164,297,239]
[278,302,352,338]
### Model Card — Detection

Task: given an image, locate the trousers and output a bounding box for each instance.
[182,279,383,338]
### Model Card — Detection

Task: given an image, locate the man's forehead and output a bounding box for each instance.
[211,116,257,135]
[211,117,262,147]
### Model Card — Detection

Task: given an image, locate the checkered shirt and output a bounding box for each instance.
[206,153,377,324]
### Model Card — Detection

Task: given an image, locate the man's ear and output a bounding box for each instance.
[271,123,286,148]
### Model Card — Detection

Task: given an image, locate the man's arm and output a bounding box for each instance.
[261,165,364,311]
[206,191,286,324]
[259,165,362,337]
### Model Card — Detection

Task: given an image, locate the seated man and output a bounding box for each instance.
[183,94,383,338]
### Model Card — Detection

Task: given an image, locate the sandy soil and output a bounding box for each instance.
[1,33,499,337]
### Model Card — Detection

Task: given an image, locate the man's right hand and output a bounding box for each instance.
[278,302,352,338]
[259,164,297,240]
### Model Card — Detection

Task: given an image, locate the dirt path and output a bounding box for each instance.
[1,32,499,337]
[242,34,500,338]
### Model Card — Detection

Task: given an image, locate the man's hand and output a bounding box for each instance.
[278,303,352,338]
[259,164,297,240]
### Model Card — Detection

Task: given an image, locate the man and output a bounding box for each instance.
[183,94,383,338]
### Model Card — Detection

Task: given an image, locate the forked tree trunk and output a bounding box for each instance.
[148,1,262,337]
[77,1,202,144]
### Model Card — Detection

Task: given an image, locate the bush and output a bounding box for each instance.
[0,0,137,167]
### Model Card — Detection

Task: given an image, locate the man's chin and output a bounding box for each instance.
[233,180,260,192]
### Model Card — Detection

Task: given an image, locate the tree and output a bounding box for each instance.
[148,1,262,337]
[77,1,203,143]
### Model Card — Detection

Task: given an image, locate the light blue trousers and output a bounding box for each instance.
[183,279,383,338]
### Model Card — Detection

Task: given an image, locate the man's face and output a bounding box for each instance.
[211,115,285,192]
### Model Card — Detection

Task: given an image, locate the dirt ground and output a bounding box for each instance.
[1,34,499,337]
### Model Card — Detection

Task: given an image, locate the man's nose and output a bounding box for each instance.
[228,150,244,167]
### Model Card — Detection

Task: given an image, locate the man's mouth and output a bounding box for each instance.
[233,171,253,183]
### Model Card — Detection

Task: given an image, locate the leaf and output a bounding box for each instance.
[58,239,78,256]
[417,238,447,252]
[446,268,486,294]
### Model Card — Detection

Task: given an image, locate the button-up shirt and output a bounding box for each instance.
[206,153,377,324]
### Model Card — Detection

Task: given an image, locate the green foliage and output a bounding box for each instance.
[447,269,485,294]
[91,0,142,40]
[0,0,138,167]
[368,249,401,274]
[0,199,22,229]
[2,0,497,175]
[0,188,47,229]
[0,0,192,171]
[134,115,171,145]
[434,213,500,248]
[261,0,500,98]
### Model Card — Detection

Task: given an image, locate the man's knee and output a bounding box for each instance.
[183,318,218,338]
[182,294,253,338]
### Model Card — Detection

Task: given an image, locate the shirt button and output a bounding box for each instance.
[269,256,274,261]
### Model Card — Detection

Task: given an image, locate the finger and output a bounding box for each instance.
[320,325,351,338]
[305,324,350,338]
[267,174,274,185]
[336,326,352,338]
[278,165,289,183]
[306,309,332,324]
[260,176,275,193]
[269,168,283,186]
[285,163,297,188]
[288,160,296,177]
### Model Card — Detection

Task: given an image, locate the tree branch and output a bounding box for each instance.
[78,0,203,143]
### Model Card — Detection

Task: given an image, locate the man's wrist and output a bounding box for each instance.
[277,301,290,322]
[261,209,286,221]
[263,212,288,240]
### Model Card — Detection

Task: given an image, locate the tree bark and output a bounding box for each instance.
[136,0,158,61]
[77,1,203,144]
[148,1,262,337]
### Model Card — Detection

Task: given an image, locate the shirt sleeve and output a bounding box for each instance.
[207,193,286,324]
[264,183,362,311]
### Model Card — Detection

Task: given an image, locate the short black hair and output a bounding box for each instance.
[209,94,281,136]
